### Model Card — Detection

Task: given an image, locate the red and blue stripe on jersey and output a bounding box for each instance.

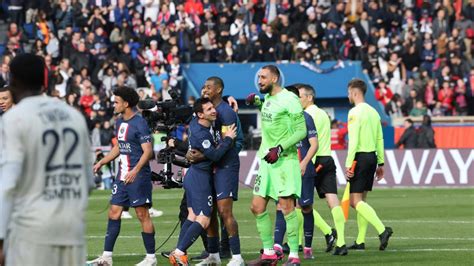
[115,114,152,181]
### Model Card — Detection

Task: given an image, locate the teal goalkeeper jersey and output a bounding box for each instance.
[258,88,307,159]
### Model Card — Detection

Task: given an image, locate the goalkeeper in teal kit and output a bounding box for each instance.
[247,65,307,266]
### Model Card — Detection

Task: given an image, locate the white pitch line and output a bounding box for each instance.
[86,236,474,241]
[90,248,474,257]
[384,248,474,252]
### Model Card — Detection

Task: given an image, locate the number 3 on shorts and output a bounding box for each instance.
[112,184,118,195]
[208,195,213,207]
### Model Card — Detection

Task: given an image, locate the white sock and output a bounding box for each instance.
[232,254,243,260]
[209,253,220,259]
[146,254,156,259]
[263,248,275,255]
[175,249,185,256]
[289,252,299,259]
[273,244,282,250]
[102,251,113,257]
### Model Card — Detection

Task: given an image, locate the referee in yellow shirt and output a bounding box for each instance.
[345,79,393,251]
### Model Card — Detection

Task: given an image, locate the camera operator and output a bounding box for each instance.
[168,98,237,265]
[94,149,114,190]
[88,86,156,266]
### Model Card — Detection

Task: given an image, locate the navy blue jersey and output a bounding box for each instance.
[297,112,318,170]
[188,118,234,171]
[214,102,243,167]
[115,114,152,181]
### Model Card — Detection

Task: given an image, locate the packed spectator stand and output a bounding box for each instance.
[0,0,474,150]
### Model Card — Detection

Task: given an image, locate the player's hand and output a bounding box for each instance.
[346,167,355,179]
[186,149,204,163]
[264,145,283,164]
[93,161,102,173]
[224,124,237,139]
[167,138,176,147]
[299,161,308,176]
[375,166,384,181]
[245,93,260,106]
[227,96,239,112]
[124,168,139,184]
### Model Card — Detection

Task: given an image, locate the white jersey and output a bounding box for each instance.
[1,95,94,245]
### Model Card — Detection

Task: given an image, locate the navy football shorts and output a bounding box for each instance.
[213,164,239,201]
[110,175,153,208]
[184,167,213,217]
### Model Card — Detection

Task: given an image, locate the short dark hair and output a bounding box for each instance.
[262,65,281,80]
[113,86,139,107]
[299,84,316,103]
[9,53,45,90]
[0,86,10,93]
[348,79,367,95]
[207,76,224,92]
[405,118,414,125]
[422,115,432,126]
[291,83,306,89]
[193,97,212,115]
[285,84,300,97]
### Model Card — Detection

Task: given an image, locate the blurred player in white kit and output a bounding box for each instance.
[0,54,94,266]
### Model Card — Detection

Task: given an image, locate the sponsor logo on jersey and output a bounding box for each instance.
[262,112,273,122]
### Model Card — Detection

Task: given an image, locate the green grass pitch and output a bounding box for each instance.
[86,188,474,265]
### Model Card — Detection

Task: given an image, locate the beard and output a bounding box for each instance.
[259,83,273,94]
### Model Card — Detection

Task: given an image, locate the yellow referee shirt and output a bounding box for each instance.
[305,104,331,159]
[346,102,385,168]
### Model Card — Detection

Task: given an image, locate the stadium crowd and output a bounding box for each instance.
[0,0,474,144]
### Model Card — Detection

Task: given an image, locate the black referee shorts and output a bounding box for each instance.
[314,156,338,199]
[349,152,377,193]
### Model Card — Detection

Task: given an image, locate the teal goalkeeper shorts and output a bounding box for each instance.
[253,157,302,200]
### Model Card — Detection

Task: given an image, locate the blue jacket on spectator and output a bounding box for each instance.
[114,7,131,27]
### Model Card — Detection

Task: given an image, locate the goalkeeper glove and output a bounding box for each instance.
[245,93,261,106]
[264,145,283,164]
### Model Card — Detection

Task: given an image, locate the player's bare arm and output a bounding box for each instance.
[300,136,318,176]
[227,95,239,112]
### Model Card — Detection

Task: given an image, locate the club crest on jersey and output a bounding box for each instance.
[202,139,211,149]
[118,123,129,141]
[266,101,271,107]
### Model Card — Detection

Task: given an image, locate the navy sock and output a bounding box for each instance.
[220,221,229,249]
[229,235,241,255]
[201,228,209,252]
[274,210,286,246]
[177,222,204,252]
[207,236,219,253]
[141,232,155,254]
[178,219,193,245]
[303,210,314,248]
[104,219,121,252]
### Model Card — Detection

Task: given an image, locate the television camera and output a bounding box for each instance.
[138,89,193,189]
